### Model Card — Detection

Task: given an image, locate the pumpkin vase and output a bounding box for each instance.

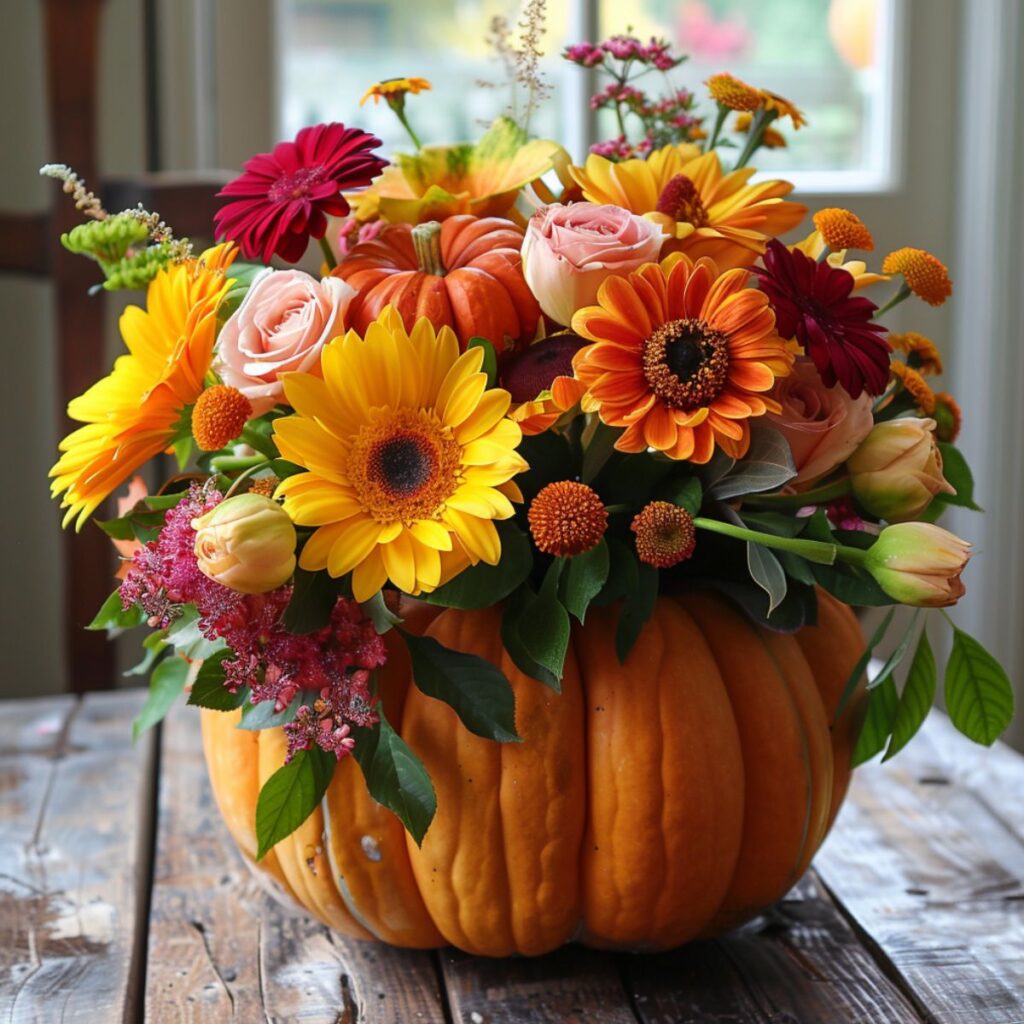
[201,589,866,957]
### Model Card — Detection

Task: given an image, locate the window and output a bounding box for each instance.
[276,0,901,193]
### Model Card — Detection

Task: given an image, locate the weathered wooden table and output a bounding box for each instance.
[1,692,1021,1024]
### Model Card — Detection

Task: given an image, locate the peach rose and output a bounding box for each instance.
[521,202,665,326]
[215,269,356,416]
[767,358,874,486]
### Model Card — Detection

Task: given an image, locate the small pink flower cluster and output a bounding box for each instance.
[565,36,682,71]
[336,215,383,257]
[119,483,387,761]
[589,83,648,113]
[590,135,654,161]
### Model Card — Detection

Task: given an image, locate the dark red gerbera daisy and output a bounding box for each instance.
[214,123,387,264]
[754,239,891,398]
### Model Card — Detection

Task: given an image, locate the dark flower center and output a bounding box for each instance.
[656,174,709,227]
[268,165,328,204]
[643,318,729,411]
[368,432,438,498]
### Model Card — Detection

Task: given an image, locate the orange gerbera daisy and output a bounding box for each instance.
[569,147,806,271]
[571,255,792,462]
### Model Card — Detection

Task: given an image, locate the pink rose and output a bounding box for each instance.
[521,202,665,326]
[215,269,356,416]
[767,358,875,486]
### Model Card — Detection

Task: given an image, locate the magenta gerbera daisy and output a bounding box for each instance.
[214,123,387,263]
[755,239,891,398]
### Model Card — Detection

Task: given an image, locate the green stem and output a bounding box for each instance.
[733,109,775,169]
[224,463,266,499]
[744,477,852,509]
[209,453,268,472]
[873,282,911,319]
[393,106,423,150]
[706,104,729,151]
[318,235,337,271]
[693,516,869,568]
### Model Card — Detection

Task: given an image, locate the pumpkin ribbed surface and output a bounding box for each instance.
[201,589,865,956]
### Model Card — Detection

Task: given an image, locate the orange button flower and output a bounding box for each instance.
[571,255,793,463]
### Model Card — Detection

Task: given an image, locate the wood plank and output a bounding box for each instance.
[622,873,922,1024]
[816,714,1024,1024]
[146,701,447,1023]
[0,692,155,1023]
[440,946,637,1024]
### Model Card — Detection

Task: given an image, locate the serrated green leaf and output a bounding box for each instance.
[255,746,336,859]
[133,656,190,741]
[835,607,895,719]
[187,651,245,711]
[883,629,937,761]
[852,676,898,766]
[616,561,659,663]
[402,630,519,742]
[560,541,610,623]
[88,590,146,632]
[945,628,1014,745]
[351,712,436,845]
[420,522,532,609]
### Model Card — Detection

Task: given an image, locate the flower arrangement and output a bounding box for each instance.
[45,30,1012,909]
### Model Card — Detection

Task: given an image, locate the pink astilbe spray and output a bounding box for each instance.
[120,482,387,761]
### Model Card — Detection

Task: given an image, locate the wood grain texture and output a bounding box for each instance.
[146,701,447,1023]
[440,945,636,1024]
[816,717,1024,1024]
[622,873,922,1024]
[0,692,154,1023]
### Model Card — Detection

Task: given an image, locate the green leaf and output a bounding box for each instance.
[96,492,186,542]
[594,537,637,608]
[361,591,403,634]
[165,607,226,660]
[867,610,921,690]
[835,607,895,719]
[255,746,336,859]
[401,631,519,742]
[582,421,623,484]
[616,561,659,663]
[172,434,193,471]
[87,590,146,632]
[512,561,571,689]
[945,628,1015,745]
[124,631,168,677]
[747,542,788,616]
[601,452,675,505]
[187,651,245,711]
[516,432,575,502]
[560,540,610,624]
[220,261,269,319]
[237,695,302,730]
[778,550,816,587]
[466,336,498,386]
[883,629,937,761]
[420,522,531,609]
[936,443,982,511]
[659,476,703,515]
[282,567,343,634]
[133,656,190,741]
[852,676,898,766]
[351,712,436,845]
[707,424,796,500]
[741,510,805,538]
[501,587,560,691]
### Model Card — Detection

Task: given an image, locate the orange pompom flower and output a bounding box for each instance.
[889,330,944,375]
[631,501,696,568]
[882,247,953,306]
[812,208,874,251]
[571,254,793,463]
[192,385,252,451]
[890,361,937,414]
[933,392,962,443]
[528,481,607,557]
[706,72,763,112]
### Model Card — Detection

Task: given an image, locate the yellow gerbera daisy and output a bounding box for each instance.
[273,307,528,601]
[360,77,432,107]
[50,244,236,529]
[569,146,806,271]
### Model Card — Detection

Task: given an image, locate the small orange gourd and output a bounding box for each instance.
[332,215,541,352]
[201,589,866,957]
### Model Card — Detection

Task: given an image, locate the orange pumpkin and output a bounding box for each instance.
[201,590,866,957]
[332,216,541,352]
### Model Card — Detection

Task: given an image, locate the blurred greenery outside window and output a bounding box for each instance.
[277,0,900,193]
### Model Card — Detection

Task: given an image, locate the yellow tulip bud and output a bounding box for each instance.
[848,417,955,522]
[192,494,296,594]
[864,522,971,607]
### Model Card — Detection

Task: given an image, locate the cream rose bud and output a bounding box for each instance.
[848,417,955,522]
[767,358,874,486]
[192,494,297,594]
[521,202,666,326]
[215,269,356,416]
[863,522,971,607]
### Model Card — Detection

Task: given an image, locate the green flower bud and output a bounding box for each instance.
[863,522,971,607]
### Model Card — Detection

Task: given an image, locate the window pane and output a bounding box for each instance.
[596,0,897,187]
[278,0,578,152]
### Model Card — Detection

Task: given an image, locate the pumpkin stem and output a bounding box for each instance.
[412,221,446,277]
